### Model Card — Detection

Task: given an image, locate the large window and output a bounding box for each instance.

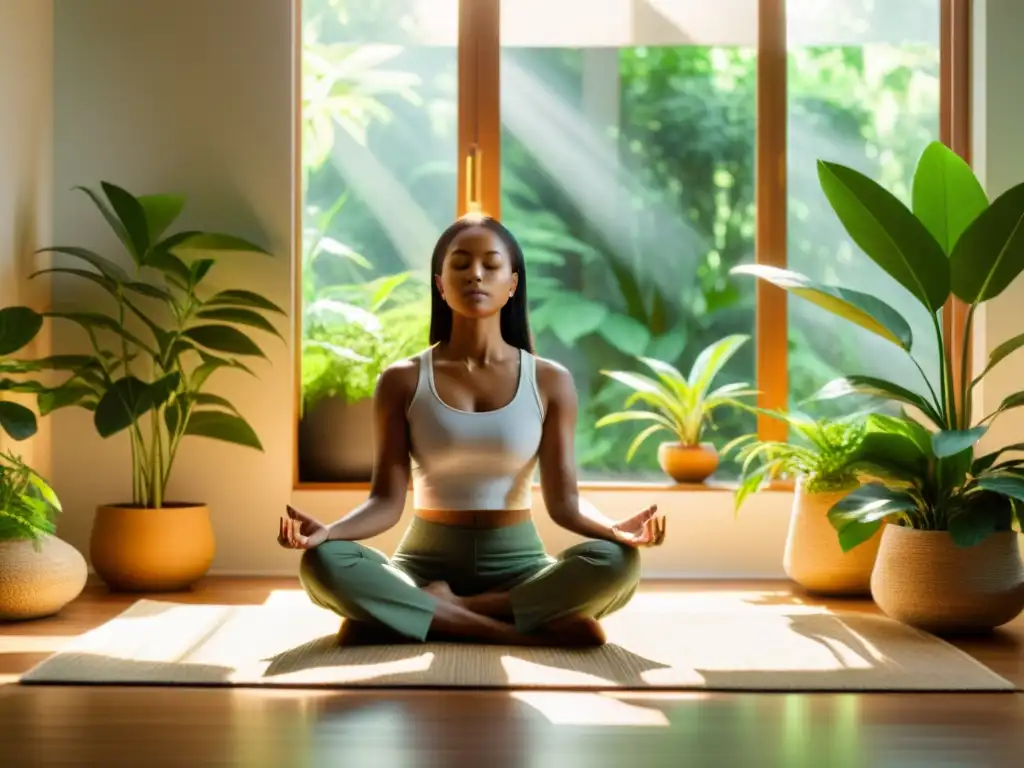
[295,0,965,488]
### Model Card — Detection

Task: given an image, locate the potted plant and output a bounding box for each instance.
[0,306,87,620]
[727,410,881,596]
[596,334,756,483]
[299,271,430,482]
[732,141,1024,632]
[11,182,284,592]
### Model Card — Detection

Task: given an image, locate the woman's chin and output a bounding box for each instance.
[450,301,503,319]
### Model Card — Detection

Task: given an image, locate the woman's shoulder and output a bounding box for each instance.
[531,354,576,402]
[376,354,424,402]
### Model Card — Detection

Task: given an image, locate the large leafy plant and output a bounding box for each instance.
[733,141,1024,549]
[595,334,756,460]
[3,182,285,509]
[726,411,867,513]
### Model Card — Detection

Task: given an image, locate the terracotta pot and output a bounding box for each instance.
[783,478,882,596]
[871,525,1024,634]
[90,503,215,592]
[657,442,719,483]
[0,535,88,621]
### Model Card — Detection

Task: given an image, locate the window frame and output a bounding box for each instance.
[291,0,974,491]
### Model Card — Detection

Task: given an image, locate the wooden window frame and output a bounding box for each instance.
[292,0,974,491]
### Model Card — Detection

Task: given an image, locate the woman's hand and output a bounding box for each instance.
[611,504,666,548]
[277,505,329,550]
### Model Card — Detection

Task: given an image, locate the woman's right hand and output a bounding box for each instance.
[277,505,329,550]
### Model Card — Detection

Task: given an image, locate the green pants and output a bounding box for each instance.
[299,517,641,642]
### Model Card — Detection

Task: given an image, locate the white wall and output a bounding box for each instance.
[0,1,54,477]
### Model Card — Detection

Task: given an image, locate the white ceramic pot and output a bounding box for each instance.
[0,535,88,621]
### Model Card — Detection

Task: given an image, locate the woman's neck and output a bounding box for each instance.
[444,315,511,364]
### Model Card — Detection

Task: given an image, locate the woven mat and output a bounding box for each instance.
[19,590,1015,691]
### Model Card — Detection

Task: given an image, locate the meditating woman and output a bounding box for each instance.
[278,214,666,647]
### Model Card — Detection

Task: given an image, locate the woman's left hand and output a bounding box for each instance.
[611,504,666,548]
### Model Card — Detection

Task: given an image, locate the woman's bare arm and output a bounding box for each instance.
[323,361,415,542]
[535,360,621,541]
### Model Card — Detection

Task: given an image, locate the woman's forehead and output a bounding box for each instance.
[448,225,506,255]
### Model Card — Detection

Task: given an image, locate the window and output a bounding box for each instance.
[294,0,969,488]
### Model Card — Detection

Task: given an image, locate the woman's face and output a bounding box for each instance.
[435,225,518,319]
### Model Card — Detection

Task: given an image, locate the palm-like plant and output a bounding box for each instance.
[726,411,867,512]
[596,334,756,460]
[732,141,1024,550]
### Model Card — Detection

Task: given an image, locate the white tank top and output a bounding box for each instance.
[406,346,544,511]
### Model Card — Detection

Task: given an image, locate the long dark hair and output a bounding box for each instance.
[429,215,534,353]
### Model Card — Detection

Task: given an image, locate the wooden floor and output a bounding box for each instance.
[1,578,1022,768]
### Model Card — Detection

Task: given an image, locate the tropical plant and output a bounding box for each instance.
[303,270,430,410]
[0,305,44,442]
[732,140,1024,550]
[725,411,868,513]
[0,451,61,546]
[595,334,756,461]
[1,182,285,509]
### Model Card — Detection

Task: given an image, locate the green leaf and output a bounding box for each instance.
[45,311,157,357]
[974,473,1024,501]
[74,185,130,248]
[982,390,1024,424]
[183,410,263,450]
[190,354,255,389]
[950,181,1024,303]
[190,258,216,286]
[35,246,131,282]
[686,334,749,397]
[973,330,1024,386]
[851,414,932,479]
[93,373,181,437]
[137,194,186,243]
[912,141,989,254]
[102,182,150,263]
[817,160,949,311]
[0,306,43,356]
[39,383,97,415]
[168,232,272,255]
[932,426,988,458]
[195,307,283,340]
[144,248,192,285]
[974,443,1024,473]
[810,375,942,427]
[827,483,917,551]
[0,401,38,440]
[0,354,97,373]
[595,410,677,431]
[731,265,913,350]
[625,423,666,462]
[598,315,651,356]
[948,509,999,547]
[184,325,266,357]
[204,289,286,315]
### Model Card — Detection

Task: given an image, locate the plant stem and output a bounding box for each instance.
[959,304,976,430]
[909,354,943,426]
[933,311,954,429]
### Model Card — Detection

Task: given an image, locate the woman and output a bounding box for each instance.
[279,214,666,647]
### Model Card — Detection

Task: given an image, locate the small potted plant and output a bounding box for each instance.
[596,334,756,484]
[0,306,87,619]
[11,182,284,592]
[727,410,881,595]
[733,141,1024,632]
[299,271,430,482]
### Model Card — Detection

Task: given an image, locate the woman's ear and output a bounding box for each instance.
[434,274,445,300]
[510,271,519,297]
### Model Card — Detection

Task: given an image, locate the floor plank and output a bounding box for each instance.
[1,577,1022,767]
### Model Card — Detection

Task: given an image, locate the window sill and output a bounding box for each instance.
[293,479,796,493]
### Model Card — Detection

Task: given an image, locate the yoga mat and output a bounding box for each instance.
[19,589,1015,691]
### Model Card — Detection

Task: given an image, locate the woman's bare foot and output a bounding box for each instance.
[422,581,463,607]
[540,615,607,648]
